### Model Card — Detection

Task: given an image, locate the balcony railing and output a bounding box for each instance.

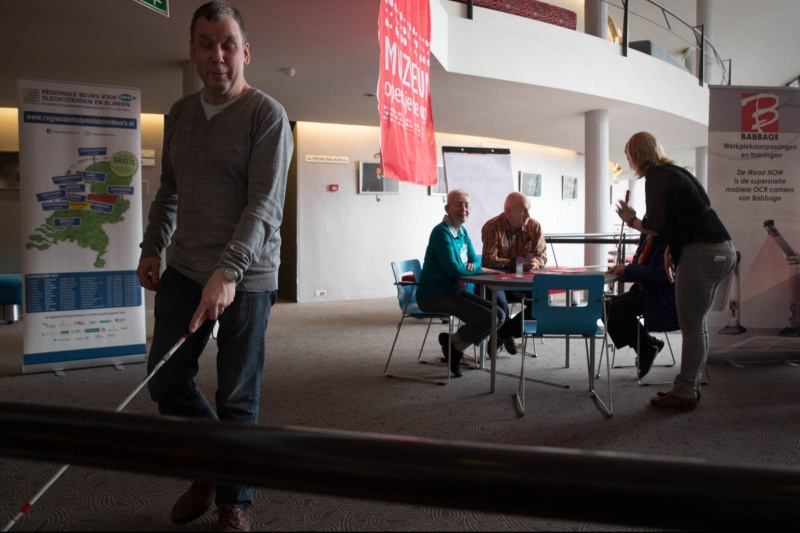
[459,0,731,86]
[607,0,730,86]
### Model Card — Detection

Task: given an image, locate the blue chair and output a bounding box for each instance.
[384,260,454,385]
[516,273,612,417]
[0,274,23,324]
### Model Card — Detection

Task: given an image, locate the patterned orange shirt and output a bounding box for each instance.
[481,214,547,272]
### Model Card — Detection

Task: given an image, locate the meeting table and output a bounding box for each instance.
[460,268,618,393]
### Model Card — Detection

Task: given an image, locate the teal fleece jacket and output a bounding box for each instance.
[416,218,483,300]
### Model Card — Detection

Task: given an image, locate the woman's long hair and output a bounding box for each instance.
[625,132,676,177]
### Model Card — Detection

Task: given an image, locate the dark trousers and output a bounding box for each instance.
[147,267,276,508]
[417,290,505,347]
[486,289,532,339]
[605,288,658,353]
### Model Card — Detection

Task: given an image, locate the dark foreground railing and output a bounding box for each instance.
[2,401,799,531]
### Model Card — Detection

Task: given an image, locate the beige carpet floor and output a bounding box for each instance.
[2,297,800,531]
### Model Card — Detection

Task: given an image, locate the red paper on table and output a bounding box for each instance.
[496,272,537,280]
[377,0,437,186]
[495,267,590,279]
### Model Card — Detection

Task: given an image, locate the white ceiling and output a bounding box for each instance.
[2,0,799,161]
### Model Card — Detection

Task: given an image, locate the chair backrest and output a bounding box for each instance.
[528,273,605,336]
[391,259,423,314]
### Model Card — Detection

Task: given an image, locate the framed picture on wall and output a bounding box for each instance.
[562,175,578,200]
[359,161,400,195]
[0,152,20,189]
[519,171,541,197]
[429,166,447,196]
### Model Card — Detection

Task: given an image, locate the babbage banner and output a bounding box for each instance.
[707,86,800,361]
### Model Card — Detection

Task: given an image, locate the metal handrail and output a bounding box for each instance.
[544,232,640,268]
[606,0,731,85]
[545,232,640,244]
[3,401,800,530]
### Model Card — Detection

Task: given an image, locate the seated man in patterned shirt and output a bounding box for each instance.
[481,192,547,354]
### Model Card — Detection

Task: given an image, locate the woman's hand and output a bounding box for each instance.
[607,264,626,277]
[615,198,635,224]
[465,263,476,271]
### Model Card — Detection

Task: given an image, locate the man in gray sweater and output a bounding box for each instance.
[136,2,292,531]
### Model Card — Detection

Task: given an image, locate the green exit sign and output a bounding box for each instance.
[134,0,169,17]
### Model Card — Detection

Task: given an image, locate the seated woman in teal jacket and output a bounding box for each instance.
[606,232,679,379]
[416,189,503,377]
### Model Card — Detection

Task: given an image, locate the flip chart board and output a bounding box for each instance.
[441,146,515,255]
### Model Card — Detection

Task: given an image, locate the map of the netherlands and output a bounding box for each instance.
[26,150,137,268]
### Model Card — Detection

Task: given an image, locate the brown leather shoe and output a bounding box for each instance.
[215,504,251,532]
[650,392,697,411]
[170,481,215,525]
[657,390,701,403]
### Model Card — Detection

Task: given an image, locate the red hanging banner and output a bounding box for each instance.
[378,0,437,186]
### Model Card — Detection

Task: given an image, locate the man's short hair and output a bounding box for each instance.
[190,1,248,43]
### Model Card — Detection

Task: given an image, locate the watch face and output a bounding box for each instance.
[221,268,237,281]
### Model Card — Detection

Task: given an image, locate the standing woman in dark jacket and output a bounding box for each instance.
[606,233,678,379]
[616,132,736,411]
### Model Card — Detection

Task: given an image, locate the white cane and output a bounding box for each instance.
[2,314,208,532]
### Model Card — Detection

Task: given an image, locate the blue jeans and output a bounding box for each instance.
[673,241,736,398]
[147,267,276,508]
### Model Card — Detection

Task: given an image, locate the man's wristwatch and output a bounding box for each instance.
[218,267,239,282]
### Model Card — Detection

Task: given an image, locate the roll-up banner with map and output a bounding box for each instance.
[17,78,147,374]
[707,86,800,362]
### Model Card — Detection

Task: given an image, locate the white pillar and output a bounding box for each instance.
[584,0,607,38]
[584,109,609,268]
[697,0,714,85]
[183,61,203,96]
[696,146,708,190]
[685,46,697,79]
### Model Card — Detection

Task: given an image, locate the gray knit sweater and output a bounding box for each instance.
[140,88,292,292]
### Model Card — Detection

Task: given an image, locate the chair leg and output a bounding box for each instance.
[521,335,538,358]
[521,335,569,390]
[384,316,451,385]
[662,334,677,366]
[595,341,615,379]
[589,337,613,417]
[417,318,434,361]
[701,364,711,385]
[384,314,408,375]
[514,335,564,418]
[514,336,527,417]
